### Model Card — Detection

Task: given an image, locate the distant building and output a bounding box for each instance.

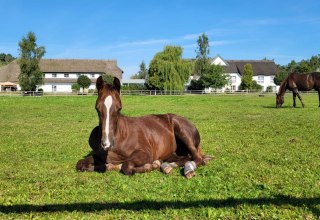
[0,59,123,92]
[122,79,146,86]
[189,55,278,92]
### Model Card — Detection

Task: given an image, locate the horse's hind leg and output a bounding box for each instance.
[293,89,304,108]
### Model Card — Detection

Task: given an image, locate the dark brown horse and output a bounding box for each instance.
[76,76,211,177]
[276,72,320,108]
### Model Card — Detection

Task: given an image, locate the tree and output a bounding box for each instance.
[0,53,15,65]
[199,64,228,89]
[239,64,254,90]
[193,33,210,76]
[77,75,91,92]
[130,61,148,79]
[147,46,193,91]
[18,32,46,91]
[274,69,288,85]
[71,83,81,91]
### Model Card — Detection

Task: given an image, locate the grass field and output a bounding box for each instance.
[0,94,319,219]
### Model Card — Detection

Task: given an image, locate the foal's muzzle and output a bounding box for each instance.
[101,139,114,150]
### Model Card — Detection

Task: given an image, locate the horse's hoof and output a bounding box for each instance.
[160,163,173,174]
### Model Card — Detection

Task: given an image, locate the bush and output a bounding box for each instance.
[72,83,81,91]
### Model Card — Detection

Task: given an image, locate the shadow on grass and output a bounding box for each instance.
[1,195,319,216]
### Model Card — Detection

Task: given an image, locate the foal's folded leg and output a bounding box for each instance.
[121,150,152,176]
[134,160,161,173]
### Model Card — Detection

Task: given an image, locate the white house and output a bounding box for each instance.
[210,56,278,92]
[0,59,123,92]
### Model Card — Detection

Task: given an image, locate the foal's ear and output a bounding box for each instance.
[113,77,121,92]
[96,76,104,91]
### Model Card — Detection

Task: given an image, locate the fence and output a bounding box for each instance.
[0,90,318,97]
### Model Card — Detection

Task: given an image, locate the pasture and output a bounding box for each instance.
[0,94,319,219]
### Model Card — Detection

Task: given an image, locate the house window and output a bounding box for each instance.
[52,73,57,78]
[230,76,236,83]
[258,76,264,84]
[91,73,95,78]
[77,73,80,77]
[64,74,69,78]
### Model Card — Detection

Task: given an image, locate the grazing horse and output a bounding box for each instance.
[276,72,320,108]
[76,76,212,177]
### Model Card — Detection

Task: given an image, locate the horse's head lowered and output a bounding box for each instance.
[95,76,122,150]
[276,93,284,108]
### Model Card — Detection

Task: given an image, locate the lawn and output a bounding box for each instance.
[0,93,319,219]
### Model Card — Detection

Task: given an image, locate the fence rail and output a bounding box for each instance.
[0,90,319,97]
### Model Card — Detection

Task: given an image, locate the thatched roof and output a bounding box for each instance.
[223,60,277,76]
[0,59,123,83]
[0,61,20,82]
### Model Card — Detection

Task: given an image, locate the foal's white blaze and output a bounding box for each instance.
[103,95,113,149]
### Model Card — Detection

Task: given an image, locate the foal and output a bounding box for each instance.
[76,76,211,177]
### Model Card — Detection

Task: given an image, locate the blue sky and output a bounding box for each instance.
[1,0,320,79]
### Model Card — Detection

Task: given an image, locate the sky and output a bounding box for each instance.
[1,0,320,79]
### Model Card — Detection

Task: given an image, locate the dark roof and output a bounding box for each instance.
[223,60,278,76]
[0,59,123,83]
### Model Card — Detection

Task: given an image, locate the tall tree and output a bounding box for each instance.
[240,64,254,90]
[18,32,46,91]
[147,46,193,91]
[193,33,210,76]
[130,61,148,79]
[189,33,228,90]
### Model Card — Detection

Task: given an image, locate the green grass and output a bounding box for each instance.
[0,94,319,219]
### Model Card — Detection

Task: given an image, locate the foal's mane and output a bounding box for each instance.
[278,75,289,95]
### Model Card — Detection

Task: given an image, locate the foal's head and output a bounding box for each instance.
[95,76,122,150]
[276,93,284,108]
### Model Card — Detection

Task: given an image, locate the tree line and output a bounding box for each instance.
[0,53,15,66]
[274,55,320,85]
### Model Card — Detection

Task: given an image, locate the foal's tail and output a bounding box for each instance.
[197,144,214,163]
[165,144,213,167]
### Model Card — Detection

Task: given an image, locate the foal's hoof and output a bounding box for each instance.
[184,161,197,179]
[185,171,195,179]
[106,163,122,171]
[160,162,173,174]
[152,160,161,169]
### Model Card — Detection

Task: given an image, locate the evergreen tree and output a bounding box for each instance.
[240,64,254,90]
[131,61,148,79]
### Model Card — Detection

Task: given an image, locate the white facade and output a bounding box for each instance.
[211,56,278,92]
[40,73,101,92]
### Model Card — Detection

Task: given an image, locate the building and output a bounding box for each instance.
[189,56,278,92]
[0,59,123,92]
[211,56,278,92]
